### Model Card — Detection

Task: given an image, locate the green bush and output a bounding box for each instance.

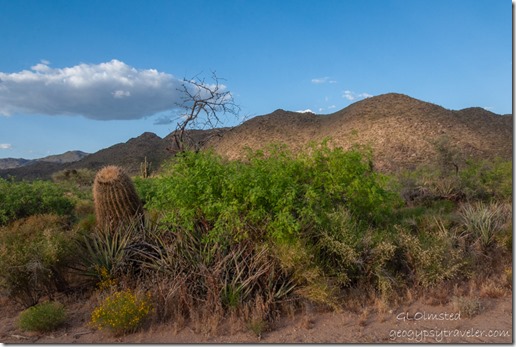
[460,158,512,201]
[0,178,74,226]
[52,168,96,187]
[132,142,405,306]
[18,301,66,332]
[90,289,152,335]
[137,142,401,244]
[0,214,73,307]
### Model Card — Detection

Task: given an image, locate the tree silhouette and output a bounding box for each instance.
[170,72,240,152]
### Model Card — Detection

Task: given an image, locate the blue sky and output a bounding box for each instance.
[0,0,512,159]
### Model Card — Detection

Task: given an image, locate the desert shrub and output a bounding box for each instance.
[459,158,512,201]
[132,142,404,309]
[18,301,66,332]
[452,296,483,318]
[458,201,511,251]
[0,214,73,307]
[90,289,152,335]
[138,142,401,244]
[0,178,74,226]
[396,218,467,288]
[399,157,512,206]
[52,168,96,187]
[399,166,463,204]
[139,226,296,326]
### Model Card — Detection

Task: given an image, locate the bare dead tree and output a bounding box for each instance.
[170,72,240,153]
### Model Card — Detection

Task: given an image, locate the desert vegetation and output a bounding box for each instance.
[0,139,511,338]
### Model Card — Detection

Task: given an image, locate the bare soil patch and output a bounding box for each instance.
[1,293,511,344]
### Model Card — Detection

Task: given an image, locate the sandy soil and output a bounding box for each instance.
[0,293,511,344]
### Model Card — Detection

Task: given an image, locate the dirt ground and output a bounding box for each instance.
[0,292,512,344]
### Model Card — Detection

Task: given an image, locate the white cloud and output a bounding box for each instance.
[0,143,12,149]
[296,109,314,113]
[342,90,373,101]
[0,60,220,121]
[328,105,336,109]
[343,90,356,100]
[311,76,337,84]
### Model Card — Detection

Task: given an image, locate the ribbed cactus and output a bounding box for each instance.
[93,165,144,230]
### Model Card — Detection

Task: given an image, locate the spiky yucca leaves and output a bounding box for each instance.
[134,226,296,329]
[93,166,144,231]
[73,214,157,282]
[459,201,511,251]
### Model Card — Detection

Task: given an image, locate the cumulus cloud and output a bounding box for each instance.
[0,60,216,120]
[311,77,337,84]
[0,144,12,149]
[342,90,373,101]
[296,109,314,113]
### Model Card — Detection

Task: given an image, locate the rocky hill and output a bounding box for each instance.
[0,158,31,170]
[0,150,88,170]
[0,129,227,180]
[38,150,89,164]
[0,93,511,180]
[206,93,512,172]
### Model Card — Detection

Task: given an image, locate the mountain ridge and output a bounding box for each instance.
[0,93,512,179]
[0,150,89,170]
[207,93,512,171]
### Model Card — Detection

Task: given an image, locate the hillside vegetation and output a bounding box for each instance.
[207,93,512,172]
[0,133,512,337]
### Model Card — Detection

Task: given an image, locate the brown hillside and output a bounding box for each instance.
[0,129,228,180]
[207,93,512,172]
[0,93,511,180]
[66,132,170,175]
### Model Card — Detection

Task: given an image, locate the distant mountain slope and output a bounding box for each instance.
[207,93,512,172]
[66,128,229,176]
[66,132,170,175]
[0,158,31,170]
[0,150,88,170]
[0,93,511,180]
[0,129,227,180]
[38,150,89,164]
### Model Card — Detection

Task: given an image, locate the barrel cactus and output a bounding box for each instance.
[93,165,144,231]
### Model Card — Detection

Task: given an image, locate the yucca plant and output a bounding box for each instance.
[132,223,297,326]
[73,215,152,282]
[459,201,507,250]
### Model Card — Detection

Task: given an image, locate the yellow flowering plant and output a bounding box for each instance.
[90,289,152,335]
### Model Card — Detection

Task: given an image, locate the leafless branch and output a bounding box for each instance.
[170,71,240,152]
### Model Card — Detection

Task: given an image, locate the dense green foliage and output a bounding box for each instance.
[136,143,401,243]
[0,178,74,226]
[18,301,66,332]
[459,158,512,201]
